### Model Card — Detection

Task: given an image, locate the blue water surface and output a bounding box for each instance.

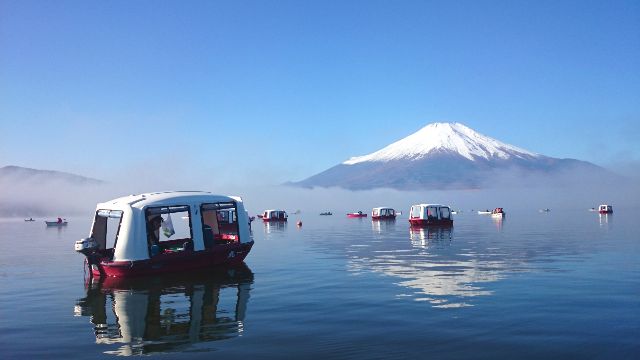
[0,209,638,359]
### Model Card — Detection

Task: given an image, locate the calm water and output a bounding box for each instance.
[1,209,638,359]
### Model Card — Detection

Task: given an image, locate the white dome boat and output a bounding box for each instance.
[75,191,254,278]
[408,204,453,227]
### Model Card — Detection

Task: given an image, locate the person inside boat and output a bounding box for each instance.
[147,215,163,247]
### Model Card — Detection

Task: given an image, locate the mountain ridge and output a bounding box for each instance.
[291,122,610,190]
[0,165,105,217]
[0,165,104,185]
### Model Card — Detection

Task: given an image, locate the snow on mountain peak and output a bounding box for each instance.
[343,122,539,165]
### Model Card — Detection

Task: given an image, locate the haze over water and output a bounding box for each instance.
[1,208,638,359]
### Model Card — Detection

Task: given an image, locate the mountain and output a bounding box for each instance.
[0,165,103,185]
[0,166,104,217]
[290,122,609,190]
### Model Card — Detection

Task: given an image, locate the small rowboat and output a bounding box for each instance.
[46,221,68,226]
[347,211,367,218]
[491,208,505,218]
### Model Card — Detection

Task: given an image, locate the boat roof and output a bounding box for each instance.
[97,191,242,210]
[372,207,394,210]
[412,204,449,207]
[263,209,286,212]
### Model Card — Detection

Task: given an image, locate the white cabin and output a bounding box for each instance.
[82,191,252,262]
[598,204,613,213]
[409,204,452,220]
[372,207,396,218]
[262,209,288,221]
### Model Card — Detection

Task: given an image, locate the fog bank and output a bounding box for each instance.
[2,165,638,218]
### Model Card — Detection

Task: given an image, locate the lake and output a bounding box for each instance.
[1,208,638,359]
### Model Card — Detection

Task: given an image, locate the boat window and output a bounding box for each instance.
[440,207,451,219]
[271,211,286,220]
[201,202,239,249]
[427,206,438,219]
[373,209,380,216]
[410,206,421,218]
[145,206,193,254]
[91,209,123,251]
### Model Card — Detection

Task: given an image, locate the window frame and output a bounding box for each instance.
[200,201,240,245]
[92,209,124,251]
[144,205,194,245]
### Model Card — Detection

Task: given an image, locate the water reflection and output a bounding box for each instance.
[371,218,396,233]
[263,221,287,233]
[74,264,253,356]
[492,216,504,231]
[345,226,510,308]
[599,213,612,228]
[409,226,452,248]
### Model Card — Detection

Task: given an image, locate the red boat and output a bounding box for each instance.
[74,191,254,278]
[408,204,453,227]
[598,204,613,214]
[371,207,396,220]
[491,208,505,218]
[347,211,367,218]
[261,209,288,221]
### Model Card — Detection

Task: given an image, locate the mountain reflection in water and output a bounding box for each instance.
[74,264,253,356]
[347,226,507,308]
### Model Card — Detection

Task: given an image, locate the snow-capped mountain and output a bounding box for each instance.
[290,122,608,190]
[343,123,539,164]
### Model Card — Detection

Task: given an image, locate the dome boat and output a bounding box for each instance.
[409,204,453,227]
[74,191,254,278]
[371,207,397,220]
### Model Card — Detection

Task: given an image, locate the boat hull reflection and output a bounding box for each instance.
[410,226,453,248]
[75,264,254,356]
[264,220,287,233]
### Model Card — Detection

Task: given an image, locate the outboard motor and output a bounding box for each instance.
[75,237,98,257]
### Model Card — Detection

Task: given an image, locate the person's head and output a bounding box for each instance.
[149,215,163,228]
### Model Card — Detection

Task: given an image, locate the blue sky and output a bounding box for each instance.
[1,0,639,186]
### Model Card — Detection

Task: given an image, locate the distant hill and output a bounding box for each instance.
[290,122,612,190]
[0,165,105,217]
[0,165,103,185]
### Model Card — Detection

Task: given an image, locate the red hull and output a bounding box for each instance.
[262,218,288,222]
[97,263,254,290]
[598,210,613,214]
[371,215,396,220]
[91,241,254,278]
[409,218,453,227]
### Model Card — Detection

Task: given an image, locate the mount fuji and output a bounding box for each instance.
[290,122,609,190]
